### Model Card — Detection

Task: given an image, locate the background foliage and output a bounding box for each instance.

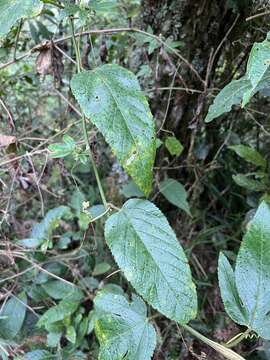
[1,0,270,359]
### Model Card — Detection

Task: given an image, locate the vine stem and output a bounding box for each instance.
[225,329,251,349]
[69,17,108,209]
[183,325,246,360]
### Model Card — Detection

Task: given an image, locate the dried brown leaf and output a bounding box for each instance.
[0,135,16,148]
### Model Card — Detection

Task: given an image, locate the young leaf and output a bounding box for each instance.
[121,180,144,198]
[159,178,191,216]
[42,280,83,300]
[218,253,247,325]
[205,78,251,123]
[235,201,270,339]
[18,206,72,248]
[94,291,156,360]
[89,0,118,14]
[105,199,197,324]
[0,0,43,38]
[165,136,184,157]
[48,135,76,158]
[71,64,156,196]
[23,350,53,360]
[232,174,267,192]
[92,262,111,276]
[38,294,82,329]
[229,144,266,168]
[0,292,27,340]
[242,35,270,107]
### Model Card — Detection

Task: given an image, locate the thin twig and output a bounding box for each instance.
[53,88,82,117]
[13,19,23,61]
[0,97,15,130]
[0,27,204,84]
[246,10,270,21]
[157,63,180,134]
[26,153,45,217]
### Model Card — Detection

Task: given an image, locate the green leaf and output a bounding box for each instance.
[165,136,184,157]
[121,180,145,198]
[93,262,111,276]
[218,253,247,325]
[90,0,118,14]
[66,325,76,344]
[42,280,83,300]
[71,64,156,196]
[229,145,266,168]
[94,291,156,360]
[235,201,270,339]
[159,178,191,216]
[205,78,251,123]
[0,292,27,339]
[232,174,267,192]
[0,0,43,39]
[104,199,197,324]
[242,35,270,107]
[23,350,53,360]
[205,33,270,122]
[18,206,72,248]
[48,135,76,158]
[38,296,82,329]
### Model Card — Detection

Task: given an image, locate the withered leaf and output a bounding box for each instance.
[0,135,16,148]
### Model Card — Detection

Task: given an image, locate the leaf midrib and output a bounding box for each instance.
[123,208,193,306]
[93,68,141,162]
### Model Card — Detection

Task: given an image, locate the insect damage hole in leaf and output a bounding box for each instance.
[71,64,156,197]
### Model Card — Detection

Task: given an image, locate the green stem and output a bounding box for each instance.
[69,17,82,73]
[69,17,108,209]
[13,19,23,61]
[225,329,251,349]
[82,116,108,208]
[183,325,246,360]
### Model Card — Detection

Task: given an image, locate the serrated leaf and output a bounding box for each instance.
[235,201,270,339]
[232,174,267,192]
[0,292,27,339]
[218,253,247,325]
[71,64,156,196]
[159,178,191,216]
[229,145,266,168]
[242,35,270,107]
[104,199,197,324]
[205,78,251,123]
[165,136,183,157]
[205,33,270,122]
[94,291,156,360]
[0,0,43,39]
